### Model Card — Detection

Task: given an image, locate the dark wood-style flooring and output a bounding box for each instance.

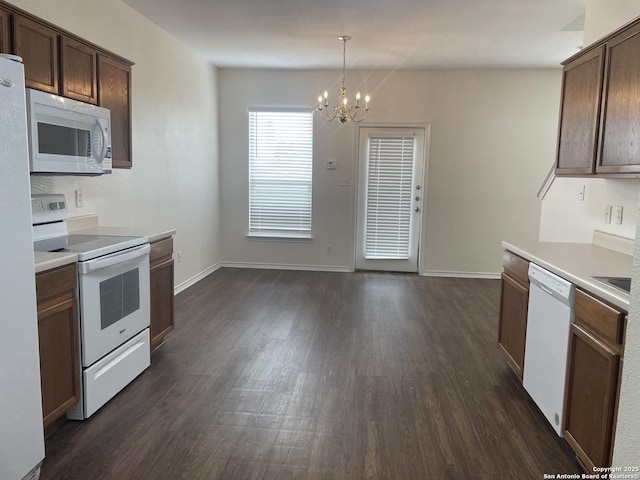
[40,268,580,479]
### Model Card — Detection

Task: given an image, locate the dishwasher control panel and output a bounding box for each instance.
[528,263,574,301]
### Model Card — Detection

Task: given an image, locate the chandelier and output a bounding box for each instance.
[317,36,370,124]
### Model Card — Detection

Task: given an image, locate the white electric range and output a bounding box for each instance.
[32,194,151,420]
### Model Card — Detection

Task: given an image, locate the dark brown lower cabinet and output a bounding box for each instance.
[498,250,530,379]
[36,263,79,427]
[564,290,625,472]
[498,273,528,378]
[150,237,175,352]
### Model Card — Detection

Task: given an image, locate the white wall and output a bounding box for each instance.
[13,0,221,288]
[584,0,640,44]
[539,178,639,242]
[219,68,561,275]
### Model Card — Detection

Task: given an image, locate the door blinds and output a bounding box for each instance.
[364,135,415,259]
[248,109,313,236]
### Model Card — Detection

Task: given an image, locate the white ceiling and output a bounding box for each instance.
[120,0,586,69]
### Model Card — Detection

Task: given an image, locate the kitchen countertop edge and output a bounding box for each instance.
[502,240,631,311]
[34,251,78,274]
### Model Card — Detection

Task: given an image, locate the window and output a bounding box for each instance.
[248,108,313,238]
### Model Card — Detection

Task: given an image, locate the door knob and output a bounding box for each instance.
[415,196,420,201]
[416,185,421,190]
[414,207,420,212]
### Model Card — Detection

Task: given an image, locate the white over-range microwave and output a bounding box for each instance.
[26,88,112,175]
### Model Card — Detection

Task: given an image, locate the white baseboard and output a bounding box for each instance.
[421,270,501,280]
[220,261,352,273]
[174,262,222,295]
[173,263,498,296]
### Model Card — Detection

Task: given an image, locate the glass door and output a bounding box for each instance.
[355,127,426,272]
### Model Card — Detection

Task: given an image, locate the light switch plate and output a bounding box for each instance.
[75,188,84,208]
[615,206,623,224]
[604,205,612,224]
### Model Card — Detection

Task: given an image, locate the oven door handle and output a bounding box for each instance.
[80,244,150,274]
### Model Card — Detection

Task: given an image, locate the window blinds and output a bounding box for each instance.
[248,109,313,236]
[364,135,415,259]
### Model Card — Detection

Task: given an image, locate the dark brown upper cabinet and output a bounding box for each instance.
[13,14,59,94]
[556,47,604,175]
[0,7,10,53]
[597,21,640,174]
[61,36,97,104]
[98,54,132,169]
[556,16,640,177]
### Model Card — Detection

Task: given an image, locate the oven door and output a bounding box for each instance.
[78,244,150,367]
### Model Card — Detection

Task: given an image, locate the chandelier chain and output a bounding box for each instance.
[341,37,346,89]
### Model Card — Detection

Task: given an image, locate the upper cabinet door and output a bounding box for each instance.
[98,54,132,169]
[14,15,59,94]
[556,46,605,175]
[0,8,10,53]
[61,36,98,104]
[597,22,640,174]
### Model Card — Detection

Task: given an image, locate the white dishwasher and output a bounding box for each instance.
[522,263,575,436]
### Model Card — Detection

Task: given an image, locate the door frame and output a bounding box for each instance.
[351,123,431,273]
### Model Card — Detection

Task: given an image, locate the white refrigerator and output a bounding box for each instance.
[0,54,46,480]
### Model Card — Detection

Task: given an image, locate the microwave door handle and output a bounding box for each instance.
[97,119,109,163]
[80,244,150,274]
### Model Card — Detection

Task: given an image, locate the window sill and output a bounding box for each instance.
[246,232,313,242]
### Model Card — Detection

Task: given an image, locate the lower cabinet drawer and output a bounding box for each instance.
[502,250,529,286]
[574,289,625,354]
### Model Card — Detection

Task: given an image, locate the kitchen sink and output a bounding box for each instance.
[592,276,631,293]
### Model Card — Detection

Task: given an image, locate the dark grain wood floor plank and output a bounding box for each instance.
[40,268,580,479]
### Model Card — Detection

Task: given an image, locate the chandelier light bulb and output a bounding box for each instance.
[316,36,370,124]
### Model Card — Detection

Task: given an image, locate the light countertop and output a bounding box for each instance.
[502,240,632,311]
[34,251,78,274]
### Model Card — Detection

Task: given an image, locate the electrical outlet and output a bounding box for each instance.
[177,251,183,263]
[75,188,84,208]
[615,206,624,225]
[339,177,349,186]
[604,205,612,224]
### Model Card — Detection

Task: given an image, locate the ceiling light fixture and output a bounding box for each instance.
[317,36,370,124]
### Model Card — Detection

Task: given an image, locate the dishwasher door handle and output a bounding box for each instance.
[538,284,555,296]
